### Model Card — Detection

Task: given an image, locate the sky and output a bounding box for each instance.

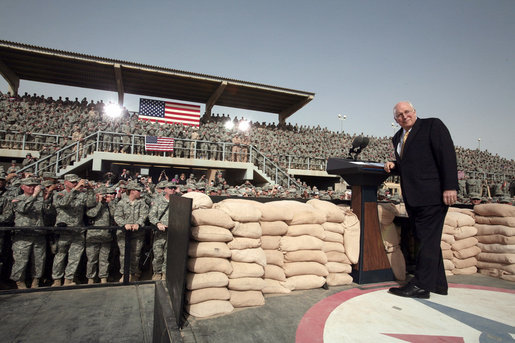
[1,0,514,160]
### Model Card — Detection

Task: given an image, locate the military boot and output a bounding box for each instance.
[100,278,108,284]
[16,281,27,289]
[31,278,39,288]
[63,278,76,286]
[87,278,94,285]
[152,273,162,281]
[51,279,62,287]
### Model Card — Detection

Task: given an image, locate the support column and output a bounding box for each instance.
[0,59,20,96]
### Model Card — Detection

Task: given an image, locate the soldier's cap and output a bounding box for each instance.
[42,172,57,179]
[64,174,80,182]
[0,173,6,180]
[499,197,512,204]
[196,183,206,190]
[106,187,117,194]
[156,180,168,189]
[21,177,39,186]
[26,153,32,157]
[41,180,54,188]
[126,181,143,191]
[187,183,196,190]
[165,182,177,189]
[470,193,481,200]
[11,160,16,164]
[95,186,107,194]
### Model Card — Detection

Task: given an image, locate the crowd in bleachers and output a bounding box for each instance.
[0,91,514,192]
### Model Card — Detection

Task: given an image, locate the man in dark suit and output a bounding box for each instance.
[384,101,458,298]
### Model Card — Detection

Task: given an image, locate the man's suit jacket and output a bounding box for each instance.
[393,117,458,207]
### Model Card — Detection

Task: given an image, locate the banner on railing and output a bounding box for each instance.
[145,136,175,152]
[138,98,200,126]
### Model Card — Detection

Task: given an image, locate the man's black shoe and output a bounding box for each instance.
[433,287,448,295]
[389,283,430,299]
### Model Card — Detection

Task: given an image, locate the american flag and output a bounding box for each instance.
[139,98,201,126]
[145,136,175,152]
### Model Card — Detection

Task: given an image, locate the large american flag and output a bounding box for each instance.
[145,136,175,152]
[139,98,201,126]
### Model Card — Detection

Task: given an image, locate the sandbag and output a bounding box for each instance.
[182,192,213,210]
[255,202,294,222]
[264,264,287,281]
[229,290,265,308]
[283,262,329,277]
[452,257,477,269]
[444,259,455,270]
[343,219,360,264]
[445,211,475,227]
[442,249,453,260]
[477,243,515,254]
[280,235,324,251]
[322,222,345,234]
[475,216,515,227]
[260,221,289,236]
[214,200,262,222]
[229,261,264,279]
[191,226,233,242]
[306,199,345,222]
[286,224,326,240]
[284,275,326,290]
[188,242,232,258]
[476,235,515,245]
[273,200,326,225]
[262,279,293,294]
[260,235,281,250]
[326,262,352,273]
[264,249,284,266]
[451,237,478,251]
[186,272,229,290]
[452,226,478,240]
[325,251,351,264]
[474,203,515,217]
[441,233,455,245]
[477,252,515,264]
[453,246,481,259]
[387,249,406,281]
[324,231,343,243]
[227,237,261,250]
[377,203,399,226]
[326,273,353,286]
[228,277,266,291]
[191,209,235,229]
[186,287,230,305]
[230,247,267,267]
[231,222,262,239]
[284,250,328,264]
[475,224,515,237]
[187,257,233,274]
[441,241,452,250]
[452,266,477,275]
[322,241,345,253]
[186,300,234,318]
[381,223,400,245]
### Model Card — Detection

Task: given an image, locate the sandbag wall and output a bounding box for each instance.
[377,203,406,281]
[184,195,358,318]
[474,204,515,282]
[442,208,479,275]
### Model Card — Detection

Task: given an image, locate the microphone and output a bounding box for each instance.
[348,135,369,160]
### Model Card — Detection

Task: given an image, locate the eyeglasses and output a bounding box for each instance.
[395,109,413,118]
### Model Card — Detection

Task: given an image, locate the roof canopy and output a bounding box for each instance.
[0,40,314,123]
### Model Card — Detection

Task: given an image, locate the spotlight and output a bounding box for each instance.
[238,120,250,132]
[224,120,235,130]
[104,103,122,118]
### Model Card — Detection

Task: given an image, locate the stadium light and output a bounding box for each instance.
[104,103,122,119]
[238,120,250,132]
[224,120,235,130]
[337,114,347,133]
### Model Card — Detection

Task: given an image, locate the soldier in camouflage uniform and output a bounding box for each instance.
[51,174,90,286]
[114,181,149,282]
[10,178,48,289]
[149,181,175,280]
[0,173,14,276]
[85,186,116,284]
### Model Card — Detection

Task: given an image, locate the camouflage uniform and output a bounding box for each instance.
[85,188,116,282]
[51,175,88,283]
[148,191,171,278]
[0,177,14,276]
[114,184,149,278]
[10,178,47,287]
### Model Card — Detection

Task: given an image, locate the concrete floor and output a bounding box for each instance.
[0,274,513,343]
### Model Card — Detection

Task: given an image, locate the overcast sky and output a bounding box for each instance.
[1,0,514,159]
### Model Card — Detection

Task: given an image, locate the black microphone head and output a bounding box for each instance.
[352,136,363,148]
[361,137,369,149]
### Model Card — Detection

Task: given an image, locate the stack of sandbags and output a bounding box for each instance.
[186,208,235,318]
[443,208,479,276]
[474,204,515,282]
[214,200,266,308]
[308,199,353,286]
[377,202,405,281]
[255,202,293,294]
[276,201,328,290]
[182,191,214,209]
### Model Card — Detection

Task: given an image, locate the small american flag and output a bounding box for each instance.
[139,98,201,126]
[145,136,175,152]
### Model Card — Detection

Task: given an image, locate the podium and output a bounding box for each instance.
[327,158,395,284]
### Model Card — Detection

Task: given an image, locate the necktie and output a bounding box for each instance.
[400,130,409,157]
